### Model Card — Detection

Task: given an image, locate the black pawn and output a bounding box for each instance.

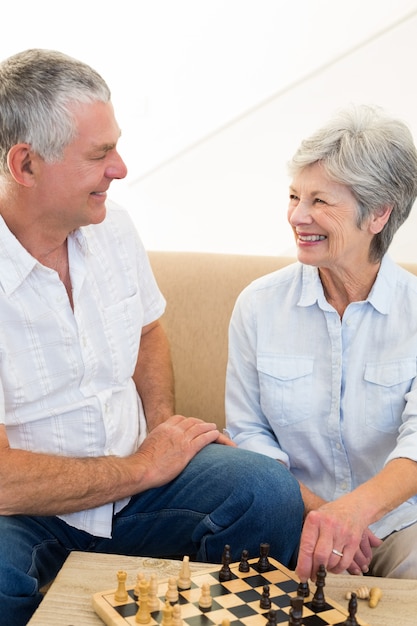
[297,581,309,598]
[342,592,359,626]
[219,544,232,582]
[288,596,303,626]
[260,584,271,610]
[256,542,271,573]
[239,549,250,573]
[311,564,326,610]
[266,609,277,626]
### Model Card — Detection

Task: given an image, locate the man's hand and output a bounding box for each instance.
[132,415,225,488]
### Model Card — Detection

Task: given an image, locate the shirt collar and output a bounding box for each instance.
[298,255,397,315]
[0,216,36,294]
[0,215,92,296]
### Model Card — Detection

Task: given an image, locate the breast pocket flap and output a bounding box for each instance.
[257,355,314,382]
[364,359,416,388]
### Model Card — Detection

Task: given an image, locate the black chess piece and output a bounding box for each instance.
[265,608,277,626]
[296,581,309,598]
[239,549,250,573]
[218,544,232,582]
[288,596,303,626]
[260,584,271,610]
[311,564,326,610]
[256,542,271,573]
[342,592,359,626]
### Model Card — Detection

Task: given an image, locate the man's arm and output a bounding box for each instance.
[0,318,227,517]
[0,415,221,517]
[133,319,175,430]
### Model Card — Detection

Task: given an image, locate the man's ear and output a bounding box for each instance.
[370,205,393,235]
[6,144,36,186]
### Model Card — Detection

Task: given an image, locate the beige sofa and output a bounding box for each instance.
[148,251,417,431]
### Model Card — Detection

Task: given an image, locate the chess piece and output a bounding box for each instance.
[288,595,303,626]
[198,582,212,609]
[172,603,183,626]
[239,549,250,572]
[114,570,129,603]
[147,573,160,612]
[166,577,179,604]
[260,584,271,609]
[311,564,326,610]
[341,592,359,626]
[135,578,151,624]
[345,585,370,600]
[369,586,383,608]
[297,581,310,598]
[161,600,174,626]
[134,571,145,600]
[177,555,192,590]
[219,544,232,581]
[256,542,271,572]
[265,608,277,626]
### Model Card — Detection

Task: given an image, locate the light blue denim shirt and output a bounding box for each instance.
[225,255,417,538]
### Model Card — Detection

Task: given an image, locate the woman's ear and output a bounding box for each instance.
[370,205,393,235]
[6,144,36,186]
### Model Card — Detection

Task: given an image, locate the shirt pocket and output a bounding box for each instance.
[364,358,416,433]
[257,354,314,426]
[101,291,142,382]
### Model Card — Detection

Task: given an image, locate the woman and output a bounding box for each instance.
[225,105,417,581]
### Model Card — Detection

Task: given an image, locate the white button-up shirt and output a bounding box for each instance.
[226,256,417,538]
[0,201,165,537]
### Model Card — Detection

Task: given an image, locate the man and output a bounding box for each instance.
[0,49,303,624]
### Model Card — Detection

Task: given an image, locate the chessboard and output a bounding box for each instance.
[92,545,370,626]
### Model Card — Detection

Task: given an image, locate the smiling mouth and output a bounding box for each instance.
[298,234,327,242]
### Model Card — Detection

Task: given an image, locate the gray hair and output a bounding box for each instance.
[288,105,417,261]
[0,49,111,174]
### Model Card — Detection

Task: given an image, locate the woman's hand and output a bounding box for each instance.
[295,498,381,582]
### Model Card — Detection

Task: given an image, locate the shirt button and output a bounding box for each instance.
[340,481,348,490]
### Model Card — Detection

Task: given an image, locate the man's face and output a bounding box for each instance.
[32,100,127,233]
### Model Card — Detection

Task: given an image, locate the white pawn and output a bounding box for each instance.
[166,576,179,604]
[162,600,173,626]
[134,571,146,598]
[172,603,183,626]
[198,582,212,609]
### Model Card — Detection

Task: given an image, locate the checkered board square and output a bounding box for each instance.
[92,556,369,626]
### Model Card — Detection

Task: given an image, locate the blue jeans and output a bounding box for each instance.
[0,444,303,625]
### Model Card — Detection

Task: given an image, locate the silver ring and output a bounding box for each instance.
[332,548,344,557]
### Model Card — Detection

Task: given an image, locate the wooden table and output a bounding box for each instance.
[28,551,417,626]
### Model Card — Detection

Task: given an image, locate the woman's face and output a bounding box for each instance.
[287,162,378,271]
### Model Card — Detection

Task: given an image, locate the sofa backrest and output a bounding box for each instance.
[148,251,417,431]
[148,251,296,430]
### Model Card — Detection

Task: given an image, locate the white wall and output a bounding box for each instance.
[123,2,417,261]
[2,0,417,260]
